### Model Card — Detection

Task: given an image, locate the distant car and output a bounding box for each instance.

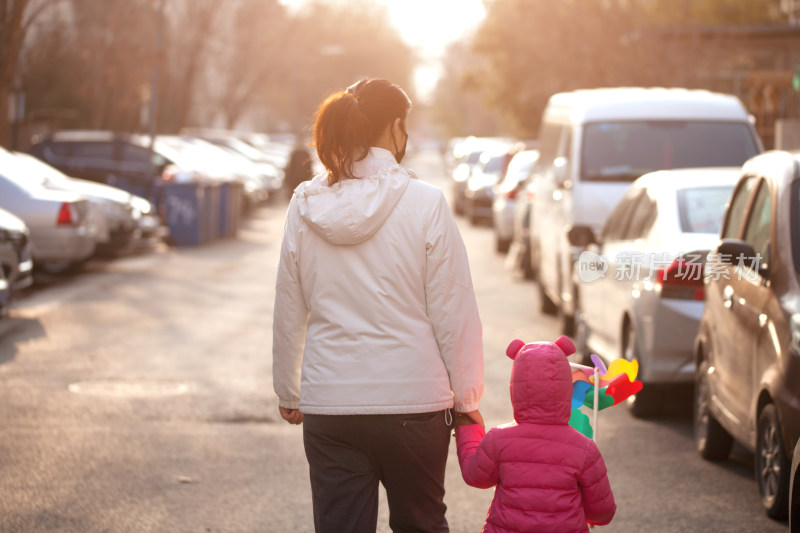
[10,151,143,255]
[28,130,165,203]
[791,438,800,531]
[0,153,97,273]
[180,129,285,196]
[464,150,510,225]
[450,137,512,216]
[492,149,538,253]
[0,208,33,316]
[570,168,739,417]
[693,150,800,520]
[157,135,269,212]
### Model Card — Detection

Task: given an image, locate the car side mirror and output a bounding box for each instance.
[567,225,597,247]
[553,157,571,190]
[716,238,767,276]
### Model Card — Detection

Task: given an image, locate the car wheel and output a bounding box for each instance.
[538,280,557,315]
[622,322,661,417]
[694,355,733,460]
[520,237,535,280]
[572,292,592,366]
[495,235,511,254]
[757,404,790,519]
[0,267,10,318]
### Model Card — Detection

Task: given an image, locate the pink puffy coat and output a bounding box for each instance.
[456,336,616,533]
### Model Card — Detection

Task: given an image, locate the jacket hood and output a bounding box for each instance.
[294,147,411,245]
[506,336,576,425]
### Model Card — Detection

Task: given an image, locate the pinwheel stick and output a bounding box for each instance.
[593,367,600,442]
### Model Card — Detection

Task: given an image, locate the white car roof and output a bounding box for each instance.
[633,167,742,193]
[546,88,750,123]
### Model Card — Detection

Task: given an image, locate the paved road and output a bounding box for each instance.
[0,149,788,532]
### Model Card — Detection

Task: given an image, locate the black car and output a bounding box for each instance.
[29,130,166,204]
[694,150,800,520]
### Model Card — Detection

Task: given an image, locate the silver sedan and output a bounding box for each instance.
[570,167,741,417]
[0,153,98,273]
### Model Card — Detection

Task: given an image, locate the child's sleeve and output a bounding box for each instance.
[579,442,616,526]
[456,425,499,489]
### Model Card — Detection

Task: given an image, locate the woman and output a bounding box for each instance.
[272,78,484,533]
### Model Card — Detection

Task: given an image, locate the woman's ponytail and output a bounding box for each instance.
[313,78,412,185]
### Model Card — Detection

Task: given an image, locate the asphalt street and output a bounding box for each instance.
[0,149,789,532]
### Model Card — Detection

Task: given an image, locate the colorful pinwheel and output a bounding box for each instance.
[568,355,643,441]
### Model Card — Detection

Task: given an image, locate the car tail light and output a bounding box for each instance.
[655,258,705,300]
[526,190,535,202]
[56,202,79,226]
[505,186,519,200]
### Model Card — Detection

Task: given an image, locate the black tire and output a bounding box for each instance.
[520,237,535,280]
[757,404,790,519]
[694,356,733,461]
[559,285,576,337]
[622,322,661,418]
[495,235,511,254]
[538,280,557,315]
[572,294,592,366]
[0,267,9,319]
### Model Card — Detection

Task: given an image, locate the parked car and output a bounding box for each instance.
[0,152,98,273]
[464,150,511,225]
[0,208,33,317]
[528,87,763,336]
[450,137,512,216]
[157,135,269,211]
[694,150,800,520]
[493,149,539,253]
[569,168,739,417]
[29,130,165,203]
[10,151,143,256]
[180,129,285,195]
[791,438,800,531]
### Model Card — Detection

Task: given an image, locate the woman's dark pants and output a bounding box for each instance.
[302,410,452,533]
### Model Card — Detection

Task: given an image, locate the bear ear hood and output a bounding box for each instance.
[508,336,576,425]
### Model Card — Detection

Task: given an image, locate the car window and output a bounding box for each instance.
[120,143,154,164]
[71,142,115,161]
[581,121,759,182]
[721,175,757,239]
[678,185,735,234]
[46,142,71,157]
[623,192,657,240]
[742,180,772,263]
[602,189,643,241]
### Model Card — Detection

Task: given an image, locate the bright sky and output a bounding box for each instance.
[279,0,487,100]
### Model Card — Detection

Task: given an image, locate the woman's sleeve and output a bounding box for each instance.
[456,425,499,489]
[579,442,617,526]
[272,198,309,410]
[425,190,484,413]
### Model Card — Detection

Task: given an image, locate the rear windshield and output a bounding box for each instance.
[582,121,759,182]
[678,185,734,234]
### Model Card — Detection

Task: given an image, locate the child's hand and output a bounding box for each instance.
[454,409,484,428]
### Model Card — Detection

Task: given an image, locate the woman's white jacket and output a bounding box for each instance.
[272,147,484,415]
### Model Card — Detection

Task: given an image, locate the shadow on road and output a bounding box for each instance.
[0,316,47,365]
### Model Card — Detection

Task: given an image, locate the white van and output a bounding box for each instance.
[528,87,763,334]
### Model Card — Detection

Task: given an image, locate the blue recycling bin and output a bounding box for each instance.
[218,181,244,239]
[162,182,207,246]
[202,182,222,243]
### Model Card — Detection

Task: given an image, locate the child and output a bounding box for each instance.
[455,336,616,533]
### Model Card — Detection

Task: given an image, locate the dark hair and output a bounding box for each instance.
[313,78,412,185]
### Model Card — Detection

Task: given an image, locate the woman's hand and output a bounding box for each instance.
[455,409,484,429]
[279,406,304,425]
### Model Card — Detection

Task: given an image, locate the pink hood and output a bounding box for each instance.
[507,336,574,425]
